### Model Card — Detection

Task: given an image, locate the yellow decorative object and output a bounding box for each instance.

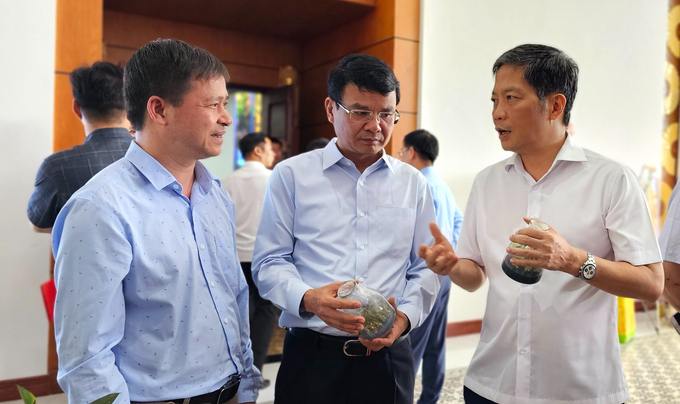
[668,6,680,58]
[665,63,679,114]
[662,123,678,177]
[618,297,636,344]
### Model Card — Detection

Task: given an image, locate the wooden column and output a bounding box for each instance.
[50,0,104,389]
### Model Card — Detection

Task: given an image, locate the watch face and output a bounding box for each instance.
[582,264,596,280]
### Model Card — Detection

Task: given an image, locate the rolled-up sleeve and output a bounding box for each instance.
[52,198,132,404]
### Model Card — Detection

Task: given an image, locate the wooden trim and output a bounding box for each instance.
[446,319,482,337]
[0,375,56,403]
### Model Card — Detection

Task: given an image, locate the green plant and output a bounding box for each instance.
[16,386,119,404]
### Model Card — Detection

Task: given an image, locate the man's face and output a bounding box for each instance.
[165,76,232,161]
[396,141,414,165]
[271,142,283,167]
[260,138,275,168]
[491,65,549,154]
[327,83,397,161]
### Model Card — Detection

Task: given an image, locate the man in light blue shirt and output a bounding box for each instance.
[397,129,463,404]
[52,39,259,404]
[252,54,439,404]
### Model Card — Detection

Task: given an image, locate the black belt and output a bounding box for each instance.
[132,375,240,404]
[287,327,407,357]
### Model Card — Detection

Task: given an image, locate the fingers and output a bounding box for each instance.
[506,246,541,259]
[429,222,448,244]
[508,234,543,249]
[330,298,362,310]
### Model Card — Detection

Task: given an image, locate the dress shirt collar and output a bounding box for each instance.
[241,160,269,170]
[125,141,219,192]
[504,132,586,173]
[420,166,436,177]
[84,127,133,143]
[322,137,394,175]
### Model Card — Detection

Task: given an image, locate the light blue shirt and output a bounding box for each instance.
[52,142,260,404]
[252,138,439,335]
[420,166,463,249]
[420,166,463,293]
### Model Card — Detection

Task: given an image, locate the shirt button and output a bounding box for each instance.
[358,277,364,282]
[200,244,205,249]
[346,161,351,166]
[520,349,527,355]
[359,181,364,186]
[223,318,228,324]
[173,184,179,189]
[359,245,365,250]
[360,212,365,217]
[211,281,215,287]
[521,314,528,320]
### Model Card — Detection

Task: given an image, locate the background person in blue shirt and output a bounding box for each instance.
[252,54,439,404]
[396,129,463,404]
[52,39,259,404]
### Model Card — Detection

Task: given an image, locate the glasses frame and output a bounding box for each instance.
[397,147,411,157]
[335,101,400,125]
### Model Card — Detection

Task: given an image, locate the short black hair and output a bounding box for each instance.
[124,39,230,131]
[403,129,439,162]
[306,137,330,151]
[492,44,578,125]
[270,137,284,147]
[70,61,125,122]
[328,54,400,105]
[239,132,268,157]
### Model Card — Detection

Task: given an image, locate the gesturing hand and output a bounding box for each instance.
[507,217,582,276]
[418,222,459,276]
[358,297,409,352]
[302,282,365,334]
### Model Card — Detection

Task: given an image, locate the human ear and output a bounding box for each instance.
[147,96,169,125]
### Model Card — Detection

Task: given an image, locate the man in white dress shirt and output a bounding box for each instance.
[419,44,664,404]
[222,132,275,388]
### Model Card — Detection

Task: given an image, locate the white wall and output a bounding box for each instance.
[0,0,56,379]
[419,0,667,323]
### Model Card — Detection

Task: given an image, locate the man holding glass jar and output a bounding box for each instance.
[419,44,664,404]
[253,54,438,404]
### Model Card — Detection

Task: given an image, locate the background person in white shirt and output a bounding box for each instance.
[222,132,275,388]
[659,182,680,312]
[418,44,664,404]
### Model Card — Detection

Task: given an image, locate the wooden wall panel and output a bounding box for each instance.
[393,38,419,114]
[55,0,103,73]
[53,74,85,152]
[103,11,301,78]
[53,0,103,153]
[394,0,420,40]
[301,0,395,70]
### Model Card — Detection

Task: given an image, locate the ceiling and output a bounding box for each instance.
[103,0,376,41]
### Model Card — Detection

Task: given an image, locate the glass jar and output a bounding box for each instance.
[501,218,550,284]
[336,280,395,339]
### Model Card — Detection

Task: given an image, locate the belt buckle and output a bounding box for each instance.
[342,339,366,357]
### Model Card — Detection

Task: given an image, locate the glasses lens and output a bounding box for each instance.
[350,110,372,123]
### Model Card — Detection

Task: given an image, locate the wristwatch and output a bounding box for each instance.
[578,253,597,281]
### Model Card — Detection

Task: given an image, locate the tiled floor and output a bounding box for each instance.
[9,312,679,404]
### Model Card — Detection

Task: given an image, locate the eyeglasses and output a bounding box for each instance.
[335,101,400,125]
[397,147,410,157]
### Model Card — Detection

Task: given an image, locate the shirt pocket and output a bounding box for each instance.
[213,235,240,293]
[375,205,416,258]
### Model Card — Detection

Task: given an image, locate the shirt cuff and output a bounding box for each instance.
[397,303,420,331]
[288,281,314,320]
[237,374,260,403]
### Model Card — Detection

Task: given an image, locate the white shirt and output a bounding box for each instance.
[457,135,661,404]
[659,182,680,264]
[252,139,439,335]
[222,161,272,262]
